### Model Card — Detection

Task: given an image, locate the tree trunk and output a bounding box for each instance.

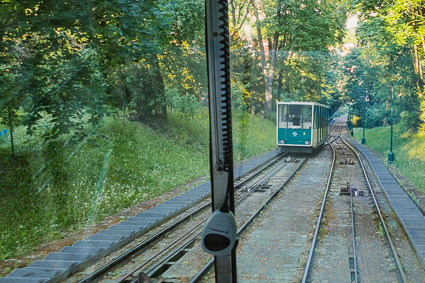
[410,47,423,97]
[230,0,236,23]
[410,7,423,96]
[152,54,167,122]
[277,70,283,101]
[251,0,280,117]
[384,86,392,126]
[414,45,421,78]
[420,7,425,88]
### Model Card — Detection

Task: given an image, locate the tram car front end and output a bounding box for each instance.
[276,102,330,153]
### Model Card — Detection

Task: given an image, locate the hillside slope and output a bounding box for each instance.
[0,111,277,260]
[352,125,425,205]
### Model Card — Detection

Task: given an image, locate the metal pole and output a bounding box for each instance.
[349,105,354,136]
[361,107,366,144]
[388,84,395,162]
[347,104,353,136]
[390,123,394,154]
[347,104,350,129]
[205,0,237,281]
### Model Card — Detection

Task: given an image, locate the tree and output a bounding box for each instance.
[250,0,347,117]
[0,0,173,141]
[353,0,424,130]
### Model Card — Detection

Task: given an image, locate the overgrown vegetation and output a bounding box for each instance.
[3,0,425,270]
[1,0,349,148]
[352,125,425,194]
[343,0,425,131]
[0,111,276,260]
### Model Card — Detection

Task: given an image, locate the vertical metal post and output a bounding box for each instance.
[388,84,395,162]
[347,104,353,136]
[361,110,366,144]
[389,123,394,158]
[205,0,237,281]
[347,104,350,131]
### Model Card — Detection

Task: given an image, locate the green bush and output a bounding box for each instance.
[0,110,276,259]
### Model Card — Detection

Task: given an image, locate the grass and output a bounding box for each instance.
[0,109,276,260]
[233,112,277,161]
[352,125,425,194]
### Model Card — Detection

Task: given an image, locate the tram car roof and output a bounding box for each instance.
[276,101,329,109]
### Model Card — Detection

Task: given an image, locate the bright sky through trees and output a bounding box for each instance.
[346,15,359,29]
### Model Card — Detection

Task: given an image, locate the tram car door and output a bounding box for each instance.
[277,102,314,152]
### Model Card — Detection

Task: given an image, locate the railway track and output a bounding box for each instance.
[67,152,307,282]
[300,137,336,283]
[301,127,407,282]
[72,153,285,282]
[6,120,424,282]
[189,156,308,282]
[342,137,407,282]
[72,120,423,283]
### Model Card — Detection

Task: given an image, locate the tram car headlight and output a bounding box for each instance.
[305,141,310,145]
[279,140,285,144]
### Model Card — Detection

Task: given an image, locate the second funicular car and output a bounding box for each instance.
[276,102,330,153]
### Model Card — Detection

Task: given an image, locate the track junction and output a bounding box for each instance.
[2,120,425,282]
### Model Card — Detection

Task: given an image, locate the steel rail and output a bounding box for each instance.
[328,119,337,135]
[141,156,293,279]
[338,138,359,283]
[78,201,211,283]
[235,153,288,191]
[235,153,288,196]
[116,154,292,282]
[240,154,294,195]
[129,156,292,281]
[341,138,408,283]
[78,153,287,282]
[125,219,206,281]
[329,120,343,138]
[189,157,308,282]
[301,140,336,283]
[326,135,339,145]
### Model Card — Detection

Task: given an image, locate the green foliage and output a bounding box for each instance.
[420,98,425,131]
[168,0,205,43]
[166,88,201,117]
[0,116,206,259]
[353,0,425,130]
[125,57,167,121]
[0,111,276,259]
[340,40,421,129]
[352,124,425,194]
[161,45,207,100]
[0,0,175,142]
[276,51,341,104]
[243,0,347,116]
[233,112,276,162]
[230,45,264,115]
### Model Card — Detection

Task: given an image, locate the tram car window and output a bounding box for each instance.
[276,102,329,153]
